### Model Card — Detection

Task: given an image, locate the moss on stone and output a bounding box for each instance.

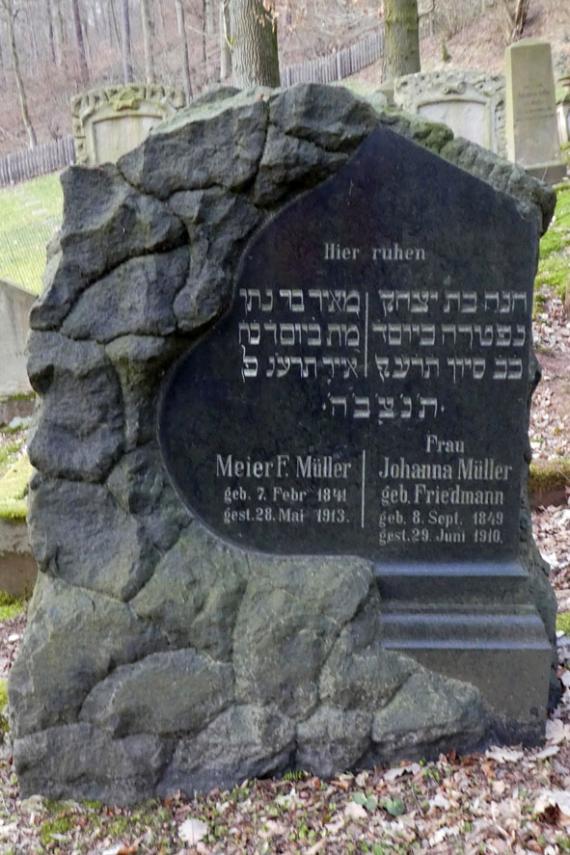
[39,816,74,847]
[0,591,26,622]
[557,613,570,634]
[0,454,32,521]
[528,459,570,496]
[0,392,34,404]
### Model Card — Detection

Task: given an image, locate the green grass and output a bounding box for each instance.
[39,816,75,847]
[536,184,570,303]
[0,441,22,476]
[557,613,570,634]
[0,172,63,295]
[0,591,26,622]
[529,459,570,496]
[0,453,32,521]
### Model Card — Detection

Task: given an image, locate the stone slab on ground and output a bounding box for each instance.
[0,519,35,598]
[0,281,34,398]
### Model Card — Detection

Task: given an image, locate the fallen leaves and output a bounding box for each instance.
[545,718,570,744]
[179,817,209,844]
[486,747,524,763]
[535,790,570,819]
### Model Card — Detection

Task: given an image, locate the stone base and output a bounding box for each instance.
[0,552,36,598]
[376,561,551,734]
[382,610,550,725]
[525,161,567,184]
[0,395,34,427]
[0,519,36,597]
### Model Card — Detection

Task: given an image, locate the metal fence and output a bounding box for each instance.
[0,136,75,188]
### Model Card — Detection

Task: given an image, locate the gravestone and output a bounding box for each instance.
[9,85,557,804]
[394,70,506,157]
[557,76,570,146]
[505,40,566,183]
[71,84,185,166]
[0,280,35,396]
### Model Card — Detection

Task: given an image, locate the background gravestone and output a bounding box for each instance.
[394,70,506,157]
[71,84,185,166]
[505,40,566,183]
[9,84,558,804]
[0,279,35,397]
[557,75,570,146]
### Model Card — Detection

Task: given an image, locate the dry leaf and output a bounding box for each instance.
[485,747,524,763]
[344,801,367,821]
[428,825,460,846]
[179,818,208,845]
[535,745,560,760]
[535,790,570,818]
[429,793,451,810]
[384,763,421,782]
[546,718,569,744]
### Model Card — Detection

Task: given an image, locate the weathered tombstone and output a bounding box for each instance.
[0,280,35,397]
[9,85,557,804]
[394,70,506,157]
[556,76,570,147]
[0,516,36,599]
[71,84,185,166]
[505,40,566,183]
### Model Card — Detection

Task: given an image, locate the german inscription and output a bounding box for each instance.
[159,126,537,562]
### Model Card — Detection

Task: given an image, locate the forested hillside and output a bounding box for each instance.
[0,0,568,155]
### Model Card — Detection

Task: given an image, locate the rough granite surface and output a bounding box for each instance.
[8,84,557,804]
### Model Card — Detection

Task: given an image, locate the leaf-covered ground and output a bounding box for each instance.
[1,605,570,854]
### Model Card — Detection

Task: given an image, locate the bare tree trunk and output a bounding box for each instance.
[120,0,133,83]
[2,0,37,147]
[501,0,530,42]
[382,0,420,83]
[175,0,192,101]
[141,0,155,82]
[201,0,207,64]
[27,1,39,66]
[219,0,231,80]
[230,0,280,88]
[156,0,167,41]
[71,0,89,85]
[205,0,215,33]
[108,0,120,47]
[81,7,92,66]
[53,0,66,67]
[46,0,57,64]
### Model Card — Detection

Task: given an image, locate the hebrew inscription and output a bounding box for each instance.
[159,126,537,563]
